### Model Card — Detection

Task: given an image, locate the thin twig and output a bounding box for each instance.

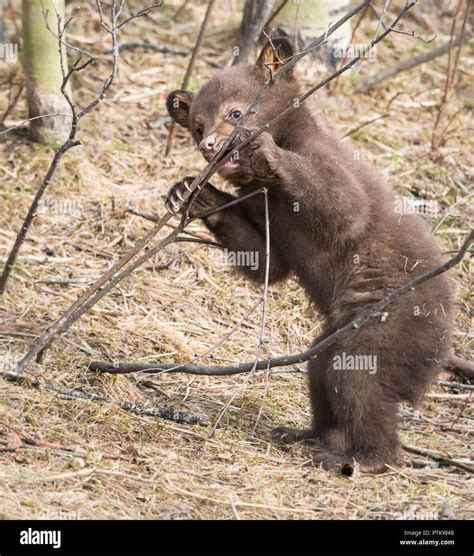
[117,1,164,29]
[368,2,437,44]
[174,236,221,248]
[0,113,72,136]
[343,113,390,138]
[209,189,271,435]
[431,0,469,156]
[372,0,391,44]
[253,188,271,369]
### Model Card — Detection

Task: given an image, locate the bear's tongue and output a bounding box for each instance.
[219,151,239,172]
[222,158,239,170]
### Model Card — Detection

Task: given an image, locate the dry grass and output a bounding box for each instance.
[0,1,472,520]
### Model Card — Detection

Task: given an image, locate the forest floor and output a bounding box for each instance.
[0,1,473,520]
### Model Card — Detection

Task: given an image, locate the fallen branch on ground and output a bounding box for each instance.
[89,231,473,376]
[110,40,222,68]
[113,39,188,55]
[444,354,474,380]
[0,370,208,425]
[438,379,474,391]
[354,31,471,93]
[403,444,474,474]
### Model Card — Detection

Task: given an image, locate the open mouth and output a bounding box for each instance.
[218,150,240,174]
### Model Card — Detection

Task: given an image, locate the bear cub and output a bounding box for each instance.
[166,38,453,474]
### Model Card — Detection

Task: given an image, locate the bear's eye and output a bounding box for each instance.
[195,123,204,137]
[229,109,242,122]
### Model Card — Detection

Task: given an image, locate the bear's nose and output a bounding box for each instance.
[200,132,219,153]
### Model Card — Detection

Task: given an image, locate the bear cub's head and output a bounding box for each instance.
[166,38,299,181]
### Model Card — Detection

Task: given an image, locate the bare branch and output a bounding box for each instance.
[368,2,437,44]
[89,231,473,377]
[0,0,163,294]
[42,4,95,60]
[174,236,221,248]
[117,1,164,29]
[0,113,72,136]
[431,0,469,156]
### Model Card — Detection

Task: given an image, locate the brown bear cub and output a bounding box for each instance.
[166,39,453,473]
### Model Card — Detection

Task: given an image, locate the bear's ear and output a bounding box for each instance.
[166,90,195,129]
[256,37,295,77]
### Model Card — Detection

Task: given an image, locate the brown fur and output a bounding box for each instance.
[166,39,454,474]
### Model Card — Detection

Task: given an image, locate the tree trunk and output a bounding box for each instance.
[0,1,4,42]
[277,0,352,65]
[235,0,276,65]
[22,0,72,143]
[240,0,257,37]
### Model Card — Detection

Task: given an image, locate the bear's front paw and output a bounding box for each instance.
[233,129,279,181]
[166,176,222,218]
[165,176,195,215]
